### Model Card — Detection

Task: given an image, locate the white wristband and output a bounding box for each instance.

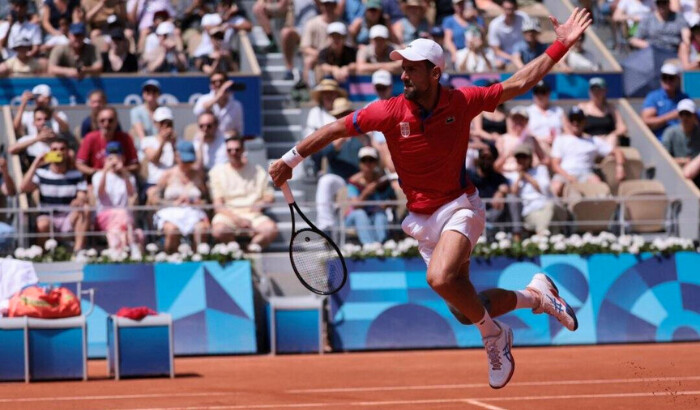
[282,146,304,168]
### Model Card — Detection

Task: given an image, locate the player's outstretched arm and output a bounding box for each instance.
[269,119,349,187]
[498,8,592,104]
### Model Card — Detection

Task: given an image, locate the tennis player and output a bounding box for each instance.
[270,8,591,389]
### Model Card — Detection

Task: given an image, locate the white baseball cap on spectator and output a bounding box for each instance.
[32,84,52,97]
[358,146,379,160]
[660,63,680,76]
[369,25,390,40]
[327,22,347,36]
[153,107,174,122]
[677,99,696,113]
[201,13,223,28]
[12,37,32,49]
[509,105,529,119]
[372,69,392,86]
[521,17,541,33]
[390,38,446,70]
[156,21,175,36]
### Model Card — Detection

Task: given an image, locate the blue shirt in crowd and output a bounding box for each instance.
[513,41,548,65]
[441,16,485,50]
[643,88,689,139]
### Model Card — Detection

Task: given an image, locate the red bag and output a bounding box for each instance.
[8,286,82,318]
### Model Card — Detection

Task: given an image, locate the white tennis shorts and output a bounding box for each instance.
[401,191,486,266]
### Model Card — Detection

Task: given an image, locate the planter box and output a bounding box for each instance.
[330,252,700,351]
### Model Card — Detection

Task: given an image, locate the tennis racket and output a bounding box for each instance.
[280,182,348,295]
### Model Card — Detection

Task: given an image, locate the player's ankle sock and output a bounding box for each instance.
[515,289,537,310]
[475,310,501,338]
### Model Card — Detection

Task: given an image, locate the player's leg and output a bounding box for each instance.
[427,230,515,389]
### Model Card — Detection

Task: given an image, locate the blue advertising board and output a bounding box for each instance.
[330,252,700,351]
[0,75,262,136]
[81,260,257,358]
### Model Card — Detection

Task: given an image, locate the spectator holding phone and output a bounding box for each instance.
[9,107,55,167]
[92,141,142,257]
[20,137,88,253]
[13,84,69,137]
[80,89,123,138]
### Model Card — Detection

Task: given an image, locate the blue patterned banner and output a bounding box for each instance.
[330,253,700,350]
[82,261,257,358]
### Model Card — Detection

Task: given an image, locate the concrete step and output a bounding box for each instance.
[262,125,302,142]
[262,94,292,110]
[262,66,292,81]
[265,141,296,159]
[263,80,295,95]
[263,108,302,127]
[256,52,285,66]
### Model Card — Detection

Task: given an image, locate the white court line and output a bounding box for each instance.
[0,392,232,403]
[123,390,700,410]
[286,375,700,393]
[465,399,508,410]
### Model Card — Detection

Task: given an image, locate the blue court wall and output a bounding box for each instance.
[329,252,700,351]
[81,261,257,358]
[0,75,262,137]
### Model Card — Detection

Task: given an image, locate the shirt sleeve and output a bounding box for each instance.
[343,99,394,136]
[346,183,360,198]
[593,136,613,157]
[76,178,88,192]
[642,91,656,110]
[457,83,504,118]
[76,134,92,164]
[661,128,674,154]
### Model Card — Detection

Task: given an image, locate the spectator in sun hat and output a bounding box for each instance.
[642,63,690,140]
[153,139,211,254]
[304,79,347,142]
[356,24,402,74]
[48,22,103,78]
[344,146,396,245]
[130,79,161,143]
[101,28,138,73]
[1,0,42,59]
[550,106,626,197]
[662,99,700,179]
[193,71,245,138]
[577,77,628,147]
[0,36,44,76]
[317,22,358,84]
[393,0,430,46]
[13,83,69,138]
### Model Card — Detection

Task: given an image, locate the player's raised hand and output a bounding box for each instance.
[550,7,592,48]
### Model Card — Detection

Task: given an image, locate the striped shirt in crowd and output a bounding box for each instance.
[32,168,87,212]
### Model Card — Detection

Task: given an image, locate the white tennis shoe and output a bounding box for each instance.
[482,320,515,389]
[526,273,579,331]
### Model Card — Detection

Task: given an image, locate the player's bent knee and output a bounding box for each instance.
[426,269,460,293]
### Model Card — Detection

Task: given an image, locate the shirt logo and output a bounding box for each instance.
[400,122,410,137]
[446,116,455,124]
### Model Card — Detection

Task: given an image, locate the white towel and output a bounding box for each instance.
[0,258,38,315]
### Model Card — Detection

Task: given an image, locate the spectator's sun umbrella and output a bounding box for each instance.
[622,47,678,97]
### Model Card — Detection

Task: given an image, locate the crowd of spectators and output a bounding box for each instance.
[0,0,253,76]
[2,72,278,256]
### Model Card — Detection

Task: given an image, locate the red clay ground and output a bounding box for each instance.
[1,342,699,410]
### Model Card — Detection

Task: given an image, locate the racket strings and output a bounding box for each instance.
[291,230,345,293]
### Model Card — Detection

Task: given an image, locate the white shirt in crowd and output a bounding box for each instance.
[681,0,700,26]
[193,132,228,171]
[303,106,336,139]
[551,134,613,177]
[0,20,42,59]
[193,92,244,137]
[21,110,68,136]
[16,134,50,159]
[487,11,528,55]
[141,136,175,185]
[616,0,653,27]
[526,104,565,145]
[455,48,497,73]
[516,165,552,216]
[92,171,137,212]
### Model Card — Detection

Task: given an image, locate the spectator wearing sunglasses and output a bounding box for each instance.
[193,71,244,139]
[193,112,228,172]
[76,106,139,177]
[642,63,689,140]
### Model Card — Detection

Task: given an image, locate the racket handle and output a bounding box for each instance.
[281,182,295,204]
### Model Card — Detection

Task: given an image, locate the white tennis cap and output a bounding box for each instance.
[390,38,445,70]
[156,21,175,36]
[327,22,347,35]
[372,69,392,86]
[369,24,389,39]
[660,63,680,76]
[677,98,696,113]
[153,106,174,122]
[32,84,52,97]
[358,146,379,160]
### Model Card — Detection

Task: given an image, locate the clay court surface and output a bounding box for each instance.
[1,342,699,410]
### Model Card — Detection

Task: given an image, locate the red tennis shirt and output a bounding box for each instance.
[344,83,504,214]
